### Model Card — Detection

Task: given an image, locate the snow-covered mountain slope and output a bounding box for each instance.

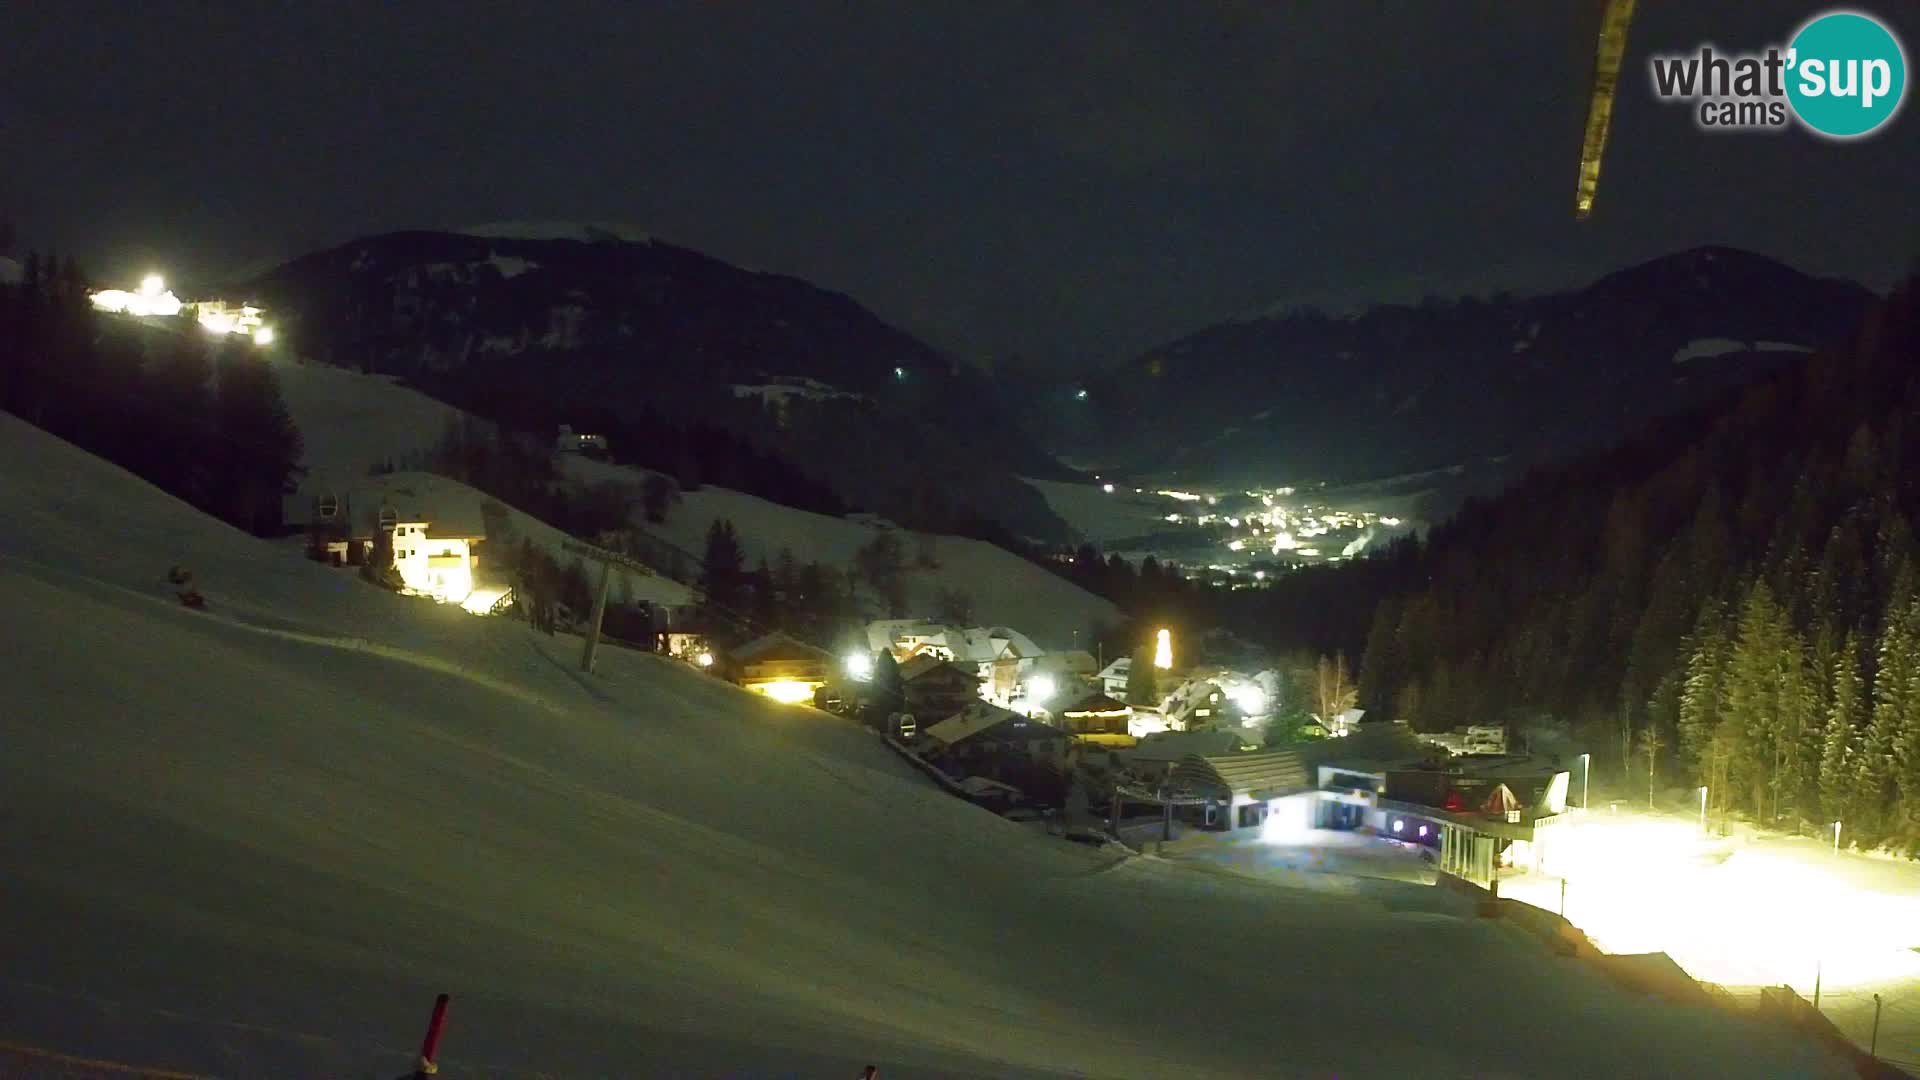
[272,356,1112,645]
[0,414,1854,1079]
[568,455,1120,649]
[273,361,689,606]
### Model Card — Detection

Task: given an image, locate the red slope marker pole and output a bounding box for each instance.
[413,993,450,1078]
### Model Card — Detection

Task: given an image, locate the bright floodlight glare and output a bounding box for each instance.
[695,651,714,668]
[1102,483,1114,493]
[140,274,164,296]
[759,679,816,704]
[253,326,275,346]
[1027,674,1056,704]
[1506,810,1920,993]
[1230,685,1266,714]
[845,651,874,681]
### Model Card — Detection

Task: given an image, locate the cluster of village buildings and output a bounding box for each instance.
[273,448,1571,892]
[687,617,1573,886]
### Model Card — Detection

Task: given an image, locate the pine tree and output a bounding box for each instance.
[1889,595,1920,851]
[1358,598,1402,715]
[1818,631,1863,827]
[699,518,746,622]
[1127,643,1160,707]
[1677,604,1730,784]
[854,531,908,617]
[1856,594,1917,843]
[211,347,304,534]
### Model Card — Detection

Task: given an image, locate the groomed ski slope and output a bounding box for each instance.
[0,415,1850,1079]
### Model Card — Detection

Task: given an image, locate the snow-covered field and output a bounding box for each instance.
[0,413,1859,1078]
[1500,807,1920,1070]
[567,458,1121,649]
[1021,477,1178,547]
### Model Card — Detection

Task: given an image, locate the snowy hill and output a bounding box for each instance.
[0,412,1852,1078]
[570,456,1120,649]
[273,357,1112,645]
[273,361,688,607]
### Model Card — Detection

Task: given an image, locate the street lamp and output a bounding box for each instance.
[1579,753,1591,810]
[1699,786,1709,832]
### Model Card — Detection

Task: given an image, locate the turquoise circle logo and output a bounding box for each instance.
[1786,11,1908,138]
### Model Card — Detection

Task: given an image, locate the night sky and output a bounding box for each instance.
[4,1,1915,371]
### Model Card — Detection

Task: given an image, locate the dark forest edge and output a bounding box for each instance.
[1286,268,1920,856]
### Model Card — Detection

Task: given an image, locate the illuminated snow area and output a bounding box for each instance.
[0,414,1854,1078]
[1500,807,1920,1064]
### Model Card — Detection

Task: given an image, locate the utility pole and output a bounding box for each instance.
[563,539,659,674]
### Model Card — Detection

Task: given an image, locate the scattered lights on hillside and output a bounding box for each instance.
[91,273,277,347]
[89,273,182,317]
[1157,489,1202,502]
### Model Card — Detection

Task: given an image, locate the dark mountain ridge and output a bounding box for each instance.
[244,227,1078,541]
[1074,247,1873,496]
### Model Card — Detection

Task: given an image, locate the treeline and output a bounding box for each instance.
[424,413,634,538]
[0,255,304,535]
[423,376,851,517]
[1319,272,1920,852]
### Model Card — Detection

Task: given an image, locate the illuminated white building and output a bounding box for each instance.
[389,522,476,604]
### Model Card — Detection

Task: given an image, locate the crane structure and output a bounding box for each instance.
[1576,0,1641,219]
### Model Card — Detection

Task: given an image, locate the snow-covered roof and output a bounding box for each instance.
[1124,730,1253,765]
[306,474,491,539]
[898,653,976,684]
[1030,650,1097,677]
[922,702,1053,748]
[1061,692,1130,716]
[1097,656,1131,680]
[1173,748,1313,800]
[732,631,833,666]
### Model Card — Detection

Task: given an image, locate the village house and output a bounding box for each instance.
[1310,748,1572,885]
[866,619,1047,706]
[1096,656,1132,698]
[554,424,609,455]
[1057,692,1133,745]
[1159,678,1240,731]
[300,480,491,607]
[1115,729,1254,787]
[897,654,983,720]
[730,631,835,704]
[921,703,1071,767]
